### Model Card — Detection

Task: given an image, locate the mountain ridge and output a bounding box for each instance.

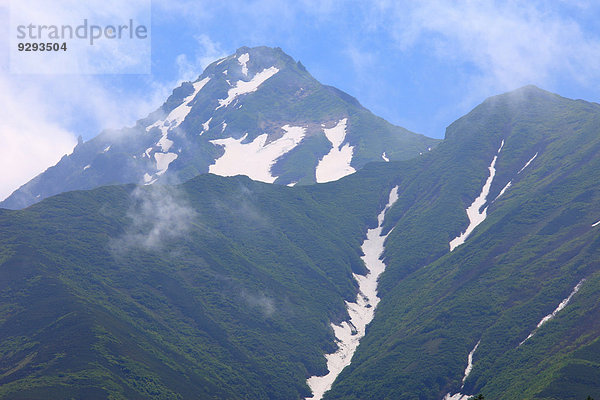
[1,58,600,399]
[324,84,600,400]
[1,46,438,210]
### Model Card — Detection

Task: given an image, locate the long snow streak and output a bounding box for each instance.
[216,66,279,109]
[443,340,481,400]
[315,118,356,183]
[209,125,305,183]
[493,151,540,203]
[449,140,504,251]
[592,220,600,227]
[518,152,538,174]
[493,181,512,203]
[462,341,480,384]
[306,187,400,400]
[520,279,585,346]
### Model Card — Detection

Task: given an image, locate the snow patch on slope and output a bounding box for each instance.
[593,220,600,227]
[306,186,399,400]
[449,140,504,251]
[238,53,250,76]
[443,340,480,400]
[148,77,210,147]
[518,152,538,174]
[463,341,480,384]
[520,279,585,346]
[209,125,305,183]
[493,181,512,202]
[382,152,389,162]
[493,151,541,203]
[216,67,279,110]
[154,152,178,176]
[202,117,212,133]
[315,118,356,183]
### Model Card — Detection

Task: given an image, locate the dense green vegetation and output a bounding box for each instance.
[0,167,401,399]
[325,86,600,400]
[1,86,600,399]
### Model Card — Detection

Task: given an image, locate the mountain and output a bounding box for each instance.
[324,86,600,400]
[0,167,400,399]
[2,85,600,400]
[1,46,438,210]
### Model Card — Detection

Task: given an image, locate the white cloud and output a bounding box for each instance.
[369,0,600,92]
[241,290,276,317]
[176,34,227,83]
[0,71,173,202]
[0,77,77,201]
[110,185,197,254]
[0,0,165,202]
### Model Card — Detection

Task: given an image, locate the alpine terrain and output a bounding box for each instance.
[1,47,599,400]
[1,46,438,210]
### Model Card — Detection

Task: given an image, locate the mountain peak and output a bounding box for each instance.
[444,85,598,143]
[200,46,298,82]
[486,84,560,105]
[1,46,437,209]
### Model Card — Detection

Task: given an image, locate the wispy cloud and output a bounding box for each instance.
[0,78,78,201]
[241,290,276,317]
[176,34,227,82]
[368,0,600,92]
[110,185,197,254]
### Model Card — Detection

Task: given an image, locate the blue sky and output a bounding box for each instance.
[2,0,600,199]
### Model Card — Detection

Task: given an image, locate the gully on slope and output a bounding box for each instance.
[305,186,400,400]
[444,340,481,400]
[449,140,504,251]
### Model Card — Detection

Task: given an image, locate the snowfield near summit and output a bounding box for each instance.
[216,66,279,109]
[154,152,178,176]
[238,53,250,76]
[209,125,306,183]
[147,77,211,151]
[315,118,356,183]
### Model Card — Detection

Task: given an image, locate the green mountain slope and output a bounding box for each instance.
[0,166,401,399]
[1,86,599,400]
[325,86,600,400]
